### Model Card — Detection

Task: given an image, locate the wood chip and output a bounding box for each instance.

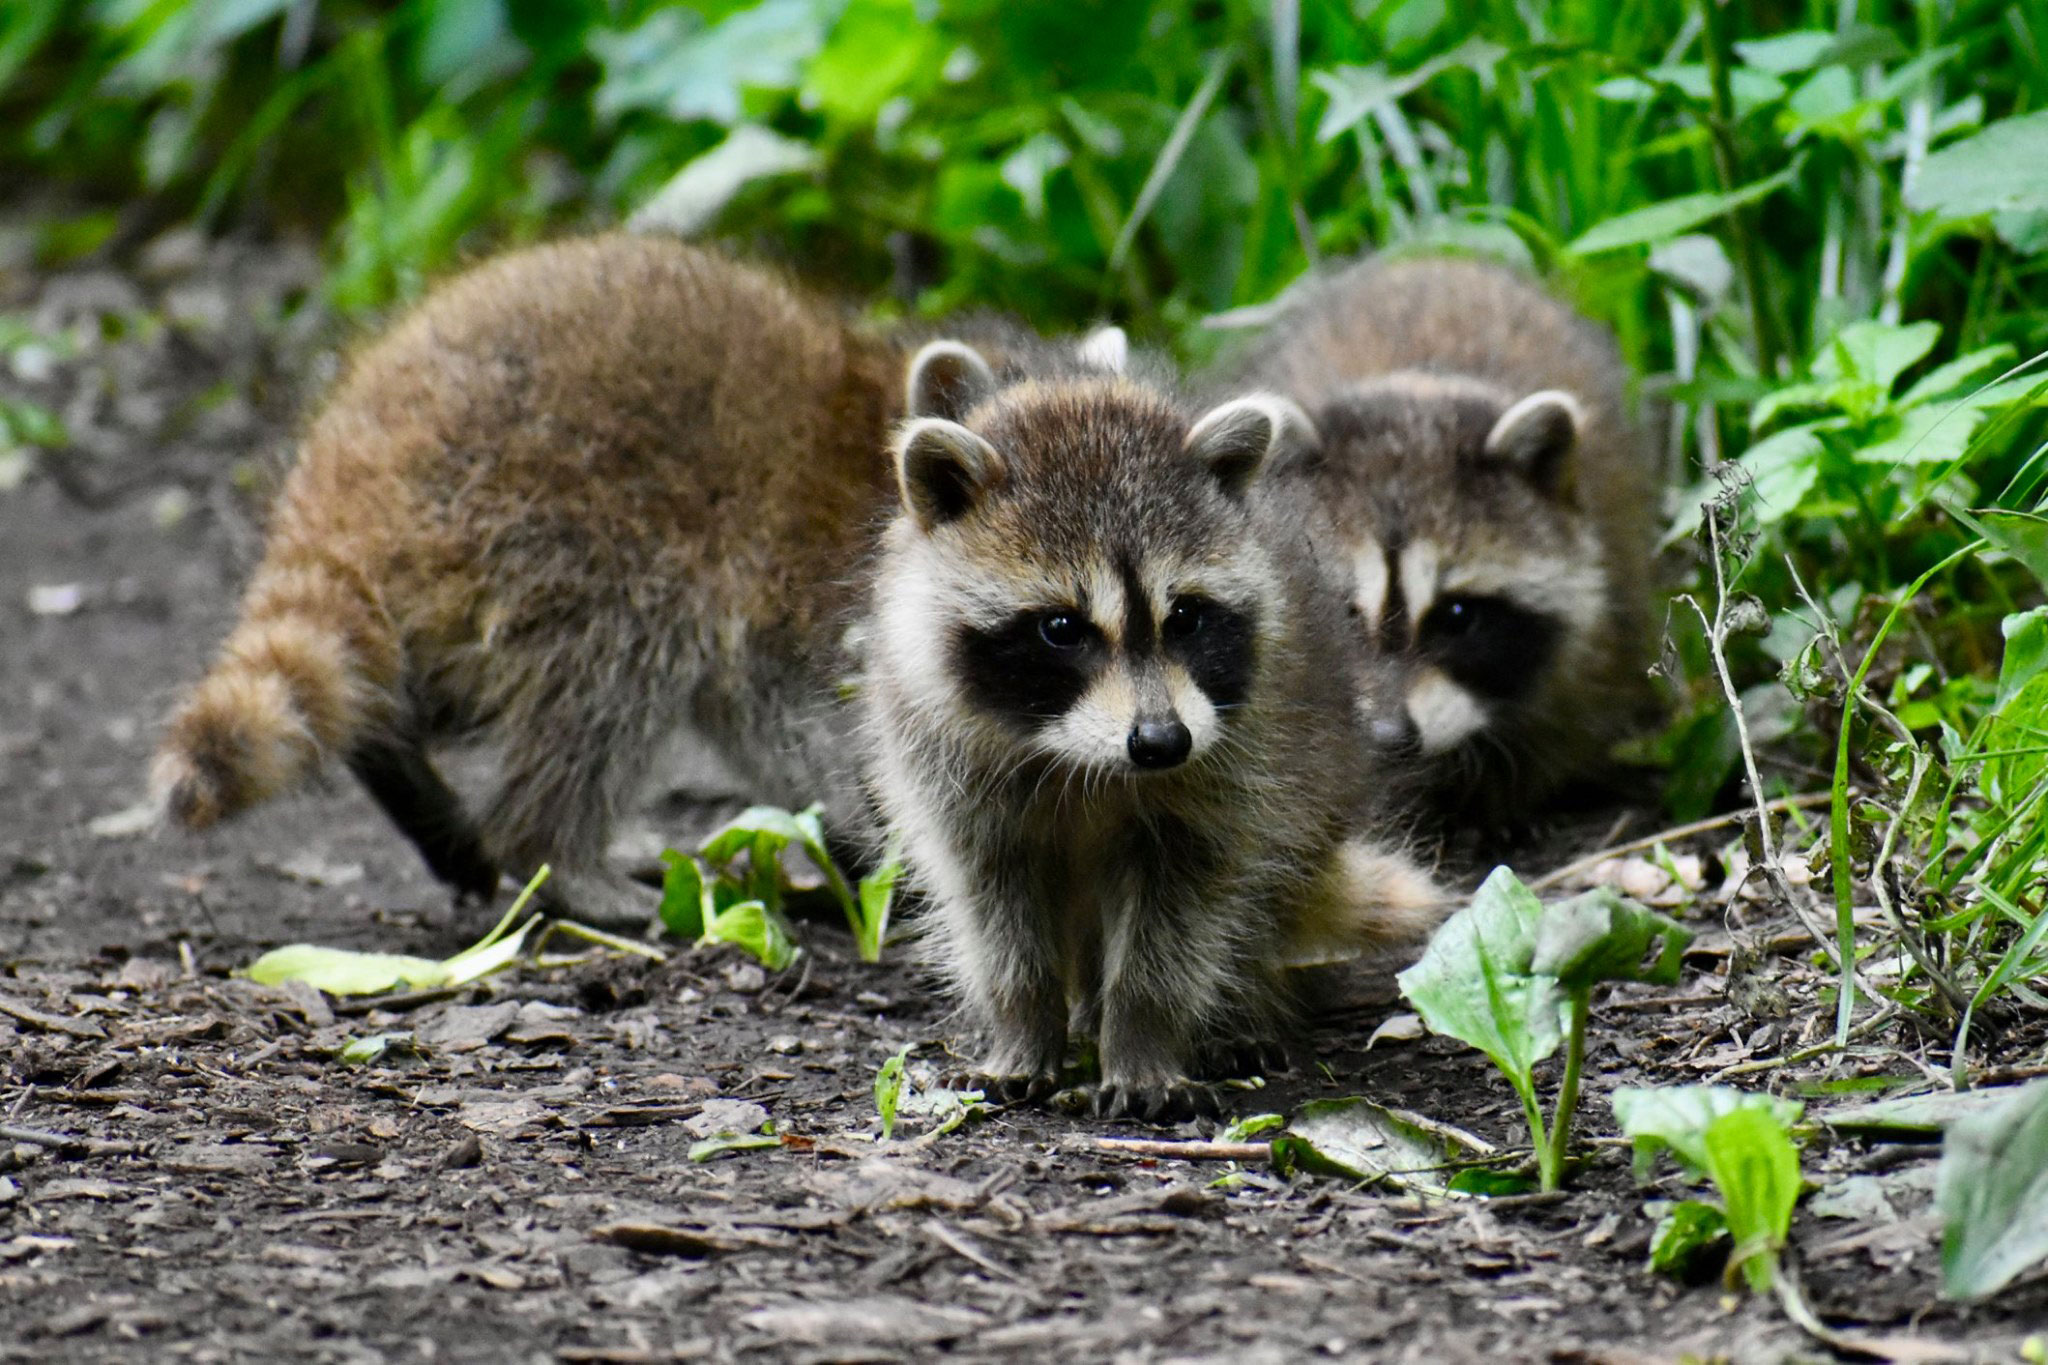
[589,1220,789,1256]
[0,994,104,1038]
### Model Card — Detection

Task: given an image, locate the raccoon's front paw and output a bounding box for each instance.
[941,1066,1060,1105]
[1060,1077,1222,1123]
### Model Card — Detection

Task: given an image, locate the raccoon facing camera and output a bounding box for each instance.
[1231,253,1661,832]
[864,341,1446,1121]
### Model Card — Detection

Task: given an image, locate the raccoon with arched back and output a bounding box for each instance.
[1231,253,1659,828]
[150,233,1133,929]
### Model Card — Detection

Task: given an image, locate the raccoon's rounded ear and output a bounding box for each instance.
[1077,325,1129,374]
[906,341,998,421]
[894,418,1006,530]
[1484,389,1583,493]
[1182,393,1317,496]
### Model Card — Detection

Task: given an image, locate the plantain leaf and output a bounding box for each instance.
[1701,1106,1803,1291]
[1396,867,1565,1114]
[1529,887,1694,990]
[1272,1097,1489,1194]
[1938,1079,2048,1301]
[1613,1084,1804,1181]
[244,943,449,996]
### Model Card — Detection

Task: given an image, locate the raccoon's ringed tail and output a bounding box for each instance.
[153,559,395,829]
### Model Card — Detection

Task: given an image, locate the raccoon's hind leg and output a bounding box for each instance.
[475,684,672,931]
[346,737,500,902]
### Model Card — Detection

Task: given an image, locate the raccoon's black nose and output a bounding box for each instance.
[1128,718,1192,769]
[1368,712,1421,755]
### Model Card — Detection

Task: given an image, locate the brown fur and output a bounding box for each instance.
[155,233,911,921]
[1234,254,1658,824]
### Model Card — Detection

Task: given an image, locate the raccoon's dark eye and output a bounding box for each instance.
[1038,612,1090,650]
[1425,596,1485,639]
[1163,597,1210,641]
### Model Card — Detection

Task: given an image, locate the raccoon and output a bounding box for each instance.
[1235,254,1658,827]
[154,232,984,926]
[866,344,1446,1120]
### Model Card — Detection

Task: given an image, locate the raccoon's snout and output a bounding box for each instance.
[1127,715,1192,770]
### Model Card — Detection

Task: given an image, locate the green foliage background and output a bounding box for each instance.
[7,0,2048,1030]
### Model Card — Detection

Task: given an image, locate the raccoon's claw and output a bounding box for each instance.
[943,1068,1060,1104]
[1200,1037,1289,1080]
[1060,1077,1222,1123]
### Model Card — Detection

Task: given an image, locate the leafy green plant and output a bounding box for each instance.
[874,1043,910,1140]
[1937,1079,2048,1301]
[244,864,551,995]
[1614,1085,1806,1293]
[658,803,896,967]
[1397,868,1693,1191]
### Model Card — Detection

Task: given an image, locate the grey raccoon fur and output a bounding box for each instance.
[1233,254,1658,825]
[867,344,1445,1119]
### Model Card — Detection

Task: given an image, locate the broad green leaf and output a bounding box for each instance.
[1396,867,1567,1111]
[1613,1085,1804,1181]
[1528,888,1693,990]
[1907,110,2048,221]
[704,900,796,970]
[1996,608,2048,709]
[1447,1167,1537,1197]
[627,125,819,237]
[1221,1112,1285,1142]
[802,0,943,122]
[1949,510,2048,595]
[1272,1097,1486,1194]
[1565,161,1800,256]
[658,850,707,939]
[1649,1198,1729,1277]
[1816,320,1941,394]
[1734,26,1904,75]
[1594,64,1786,112]
[1939,1080,2048,1300]
[338,1032,412,1065]
[687,1131,781,1162]
[589,0,823,125]
[1702,1106,1803,1292]
[245,943,449,995]
[1852,404,1984,467]
[701,805,805,867]
[854,853,903,963]
[874,1044,910,1140]
[1898,344,2020,408]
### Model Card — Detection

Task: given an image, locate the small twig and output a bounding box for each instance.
[0,1124,83,1152]
[1094,1137,1271,1162]
[1529,793,1836,891]
[924,1220,1027,1285]
[1710,1007,1900,1081]
[331,985,465,1018]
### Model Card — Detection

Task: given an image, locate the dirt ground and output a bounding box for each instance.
[3,233,2045,1364]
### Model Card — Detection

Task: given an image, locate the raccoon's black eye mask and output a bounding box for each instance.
[951,608,1103,726]
[1418,594,1560,704]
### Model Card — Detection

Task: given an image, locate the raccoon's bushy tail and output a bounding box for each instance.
[153,555,398,829]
